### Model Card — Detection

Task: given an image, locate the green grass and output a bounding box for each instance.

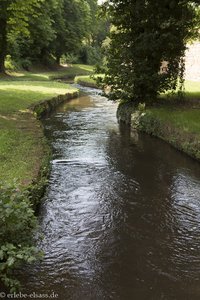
[146,80,200,139]
[0,117,45,184]
[0,67,83,184]
[75,74,104,87]
[0,81,76,114]
[147,108,200,135]
[2,64,94,82]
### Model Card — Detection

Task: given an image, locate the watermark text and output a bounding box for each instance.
[0,292,59,299]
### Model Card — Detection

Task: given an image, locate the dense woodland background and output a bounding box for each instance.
[0,0,109,72]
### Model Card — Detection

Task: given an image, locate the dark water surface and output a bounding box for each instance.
[18,87,200,299]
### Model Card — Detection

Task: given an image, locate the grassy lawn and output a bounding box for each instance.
[74,74,104,88]
[0,71,80,184]
[137,80,200,161]
[1,64,94,82]
[146,80,200,138]
[139,105,200,161]
[0,81,76,114]
[146,108,200,135]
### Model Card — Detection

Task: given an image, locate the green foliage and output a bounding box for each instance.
[51,0,92,63]
[79,45,103,65]
[0,0,43,72]
[0,184,37,244]
[101,0,200,103]
[61,53,79,64]
[0,0,101,70]
[78,3,110,65]
[0,183,39,291]
[137,103,146,112]
[5,55,20,71]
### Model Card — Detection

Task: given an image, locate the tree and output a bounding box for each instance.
[51,0,92,64]
[102,0,200,103]
[4,0,98,68]
[79,0,110,65]
[11,0,57,67]
[0,0,42,73]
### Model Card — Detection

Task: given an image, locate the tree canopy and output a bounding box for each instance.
[101,0,200,103]
[0,0,103,72]
[0,0,42,72]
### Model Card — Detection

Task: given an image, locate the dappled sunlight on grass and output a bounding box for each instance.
[0,81,77,114]
[4,64,94,81]
[74,64,94,72]
[0,85,69,95]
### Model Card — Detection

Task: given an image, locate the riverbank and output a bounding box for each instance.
[75,74,104,88]
[0,65,90,291]
[117,80,200,162]
[0,81,78,187]
[0,64,95,185]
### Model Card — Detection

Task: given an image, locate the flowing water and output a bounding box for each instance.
[16,87,200,299]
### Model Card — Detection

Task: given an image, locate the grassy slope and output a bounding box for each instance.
[149,81,200,134]
[0,64,94,184]
[139,80,200,160]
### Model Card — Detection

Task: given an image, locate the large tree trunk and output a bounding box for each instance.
[0,17,7,74]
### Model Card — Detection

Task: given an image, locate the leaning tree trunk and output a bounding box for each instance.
[0,17,7,74]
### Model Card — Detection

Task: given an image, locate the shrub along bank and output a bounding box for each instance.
[0,65,84,291]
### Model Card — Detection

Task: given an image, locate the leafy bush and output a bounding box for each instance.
[19,58,32,71]
[0,183,39,292]
[61,53,79,64]
[5,55,20,71]
[79,45,103,65]
[5,55,32,72]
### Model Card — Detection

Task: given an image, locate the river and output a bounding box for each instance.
[17,87,200,299]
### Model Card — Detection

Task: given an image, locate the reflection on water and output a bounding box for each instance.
[13,87,200,299]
